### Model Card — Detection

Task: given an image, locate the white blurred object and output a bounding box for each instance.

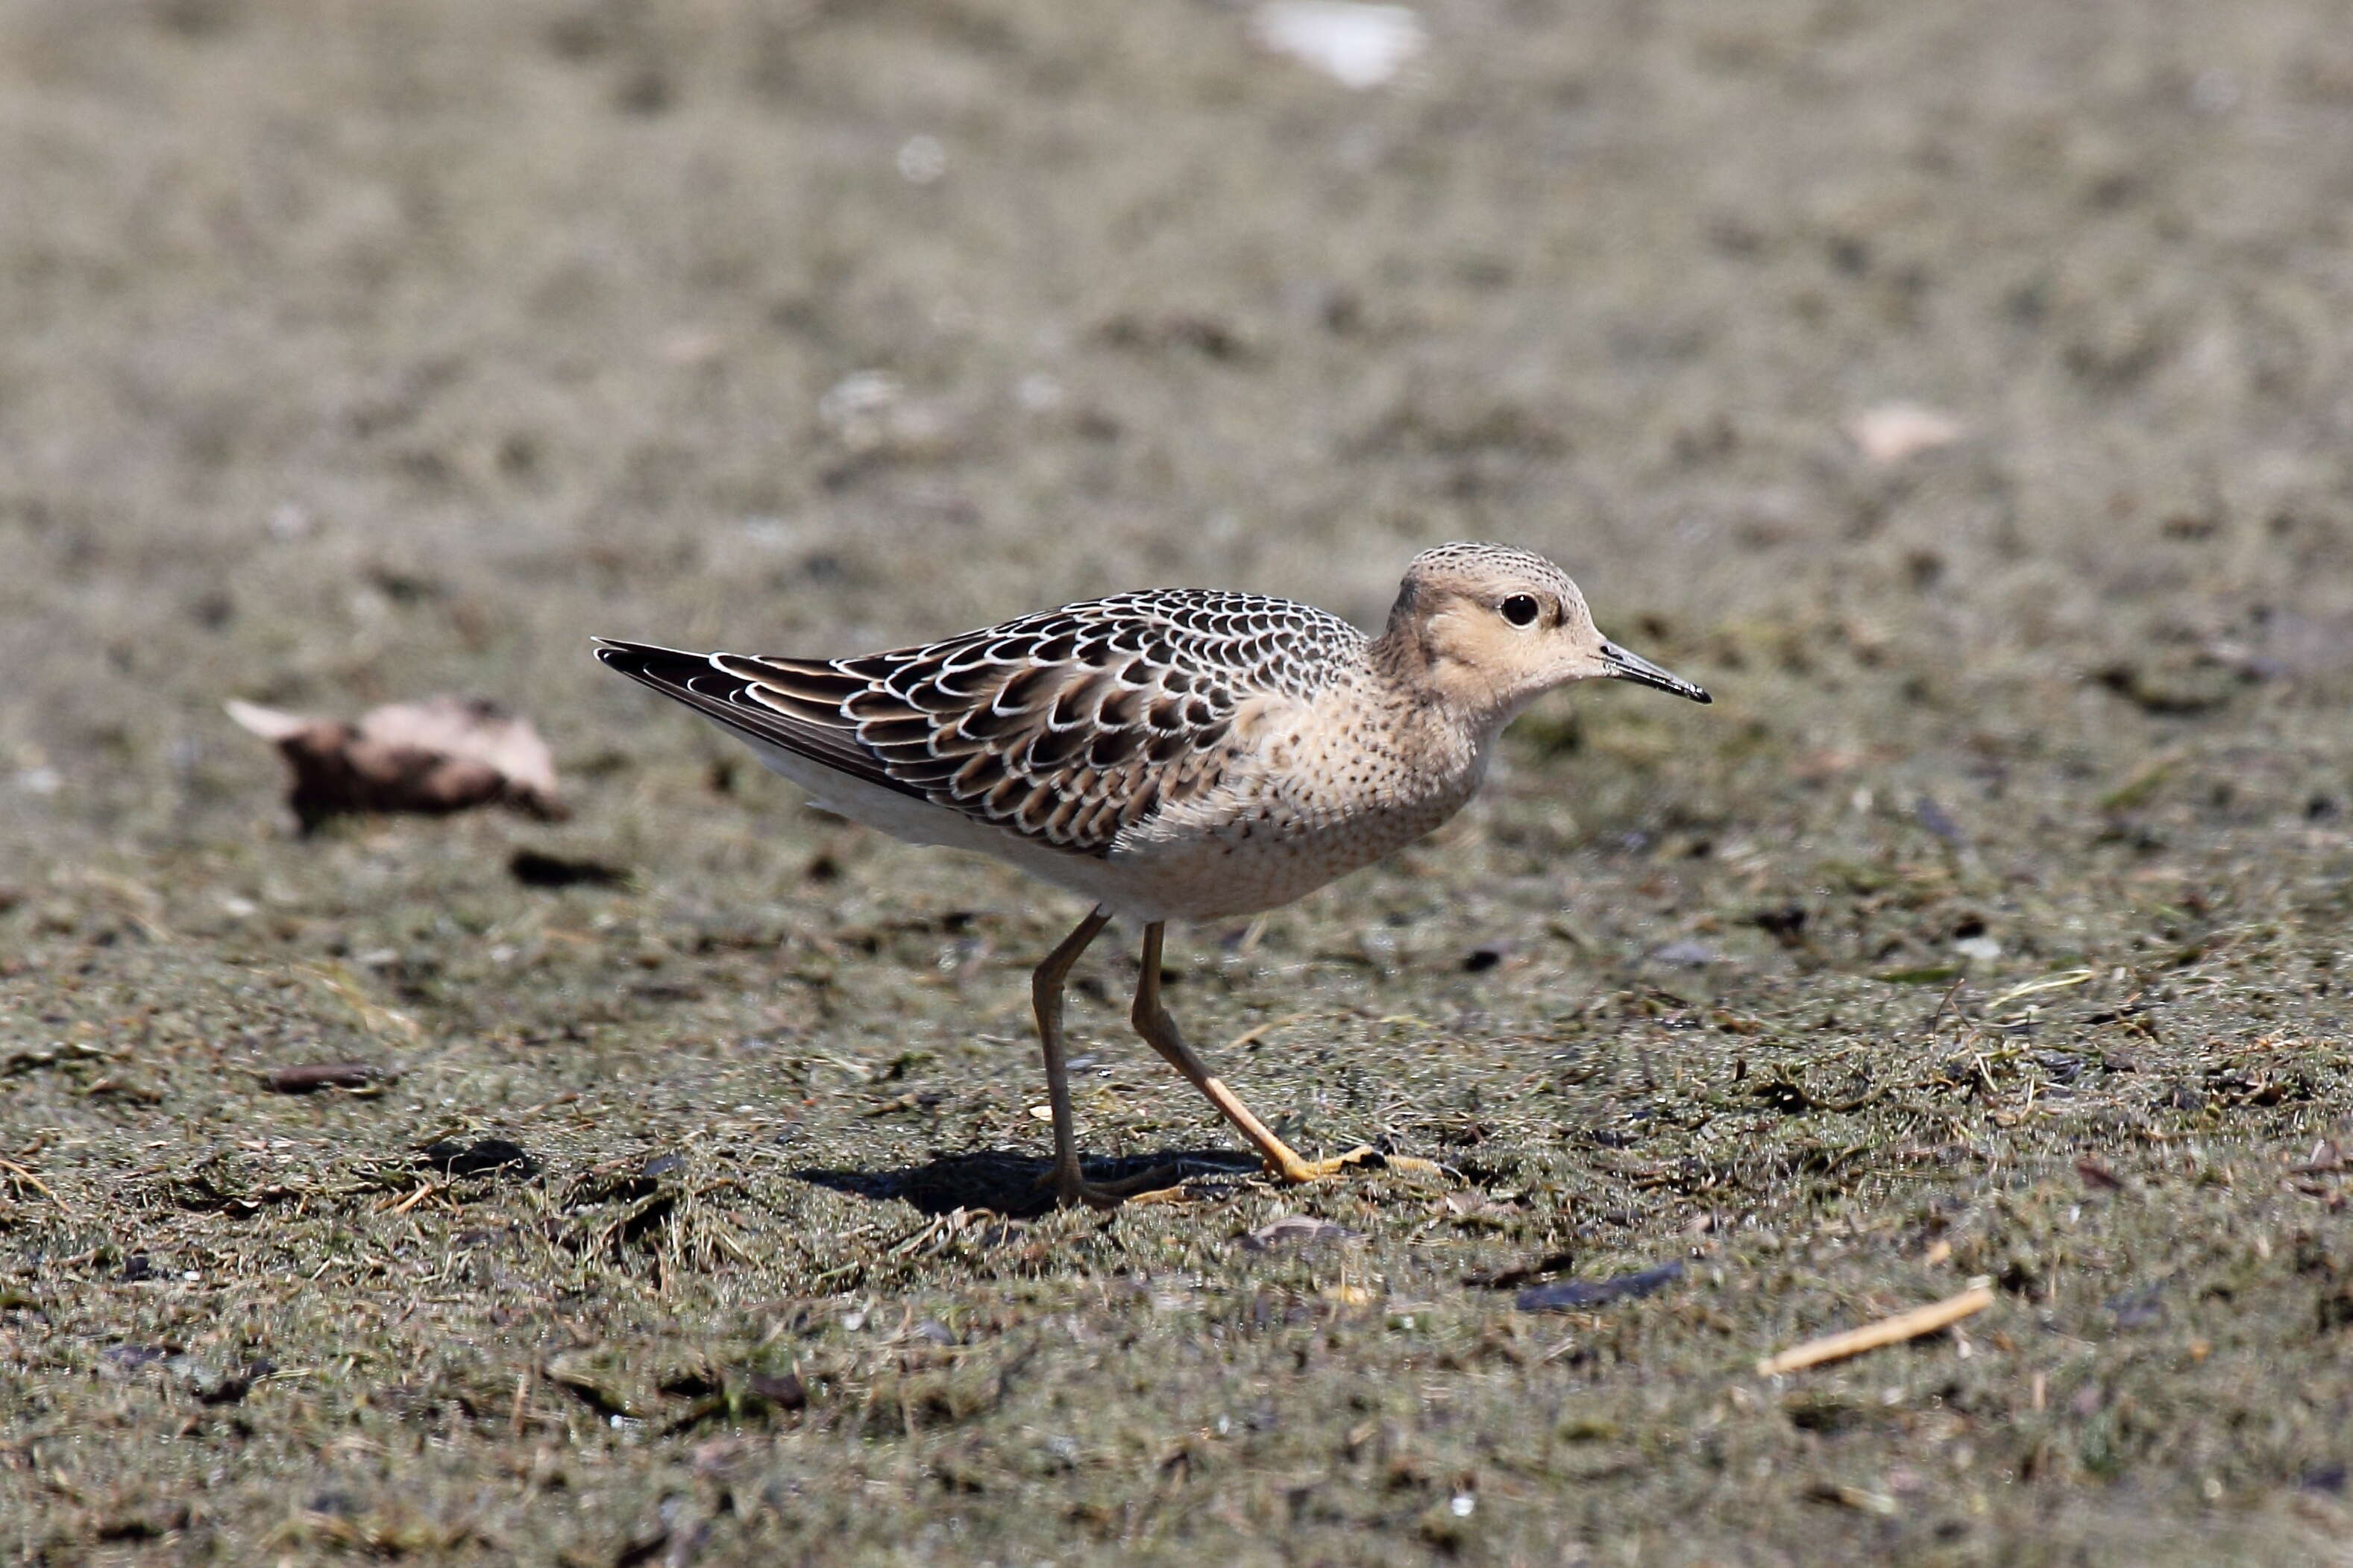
[1015,373,1065,413]
[896,135,946,185]
[740,516,805,551]
[819,370,901,430]
[1847,402,1967,465]
[267,503,315,542]
[1251,1,1425,89]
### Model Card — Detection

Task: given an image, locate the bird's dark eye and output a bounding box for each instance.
[1499,594,1541,628]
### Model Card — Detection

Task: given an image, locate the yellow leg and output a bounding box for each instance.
[1031,908,1179,1209]
[1128,923,1441,1186]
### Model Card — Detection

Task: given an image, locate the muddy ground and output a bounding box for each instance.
[4,1,2353,1563]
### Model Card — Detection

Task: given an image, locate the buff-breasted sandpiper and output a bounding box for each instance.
[597,541,1710,1207]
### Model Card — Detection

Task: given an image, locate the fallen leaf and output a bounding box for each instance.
[227,696,565,831]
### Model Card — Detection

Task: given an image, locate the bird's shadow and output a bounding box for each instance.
[793,1146,1262,1219]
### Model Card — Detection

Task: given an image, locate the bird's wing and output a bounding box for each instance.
[594,591,1363,857]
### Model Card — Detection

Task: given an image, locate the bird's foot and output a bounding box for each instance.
[1266,1145,1448,1184]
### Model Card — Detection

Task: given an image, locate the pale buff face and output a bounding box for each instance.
[1386,543,1711,723]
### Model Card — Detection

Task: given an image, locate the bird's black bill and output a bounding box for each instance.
[1600,640,1712,704]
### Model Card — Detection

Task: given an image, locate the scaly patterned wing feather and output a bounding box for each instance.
[598,591,1364,857]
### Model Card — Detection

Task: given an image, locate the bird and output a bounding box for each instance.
[595,541,1710,1208]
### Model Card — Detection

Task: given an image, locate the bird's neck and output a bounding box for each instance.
[1368,617,1518,740]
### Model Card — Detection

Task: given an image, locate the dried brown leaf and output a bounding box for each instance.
[227,695,565,830]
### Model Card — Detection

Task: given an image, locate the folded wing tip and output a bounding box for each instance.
[592,637,714,671]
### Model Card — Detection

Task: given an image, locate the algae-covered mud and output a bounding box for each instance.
[4,2,2353,1563]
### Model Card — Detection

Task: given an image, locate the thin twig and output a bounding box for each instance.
[1924,973,1967,1038]
[1756,1280,1994,1376]
[0,1159,56,1200]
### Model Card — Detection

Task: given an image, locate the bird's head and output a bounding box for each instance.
[1377,541,1711,725]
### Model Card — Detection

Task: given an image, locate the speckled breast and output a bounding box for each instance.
[1106,684,1487,921]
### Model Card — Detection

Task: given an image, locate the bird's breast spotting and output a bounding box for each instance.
[1102,684,1486,919]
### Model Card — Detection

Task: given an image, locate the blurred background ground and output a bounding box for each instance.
[4,1,2353,1563]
